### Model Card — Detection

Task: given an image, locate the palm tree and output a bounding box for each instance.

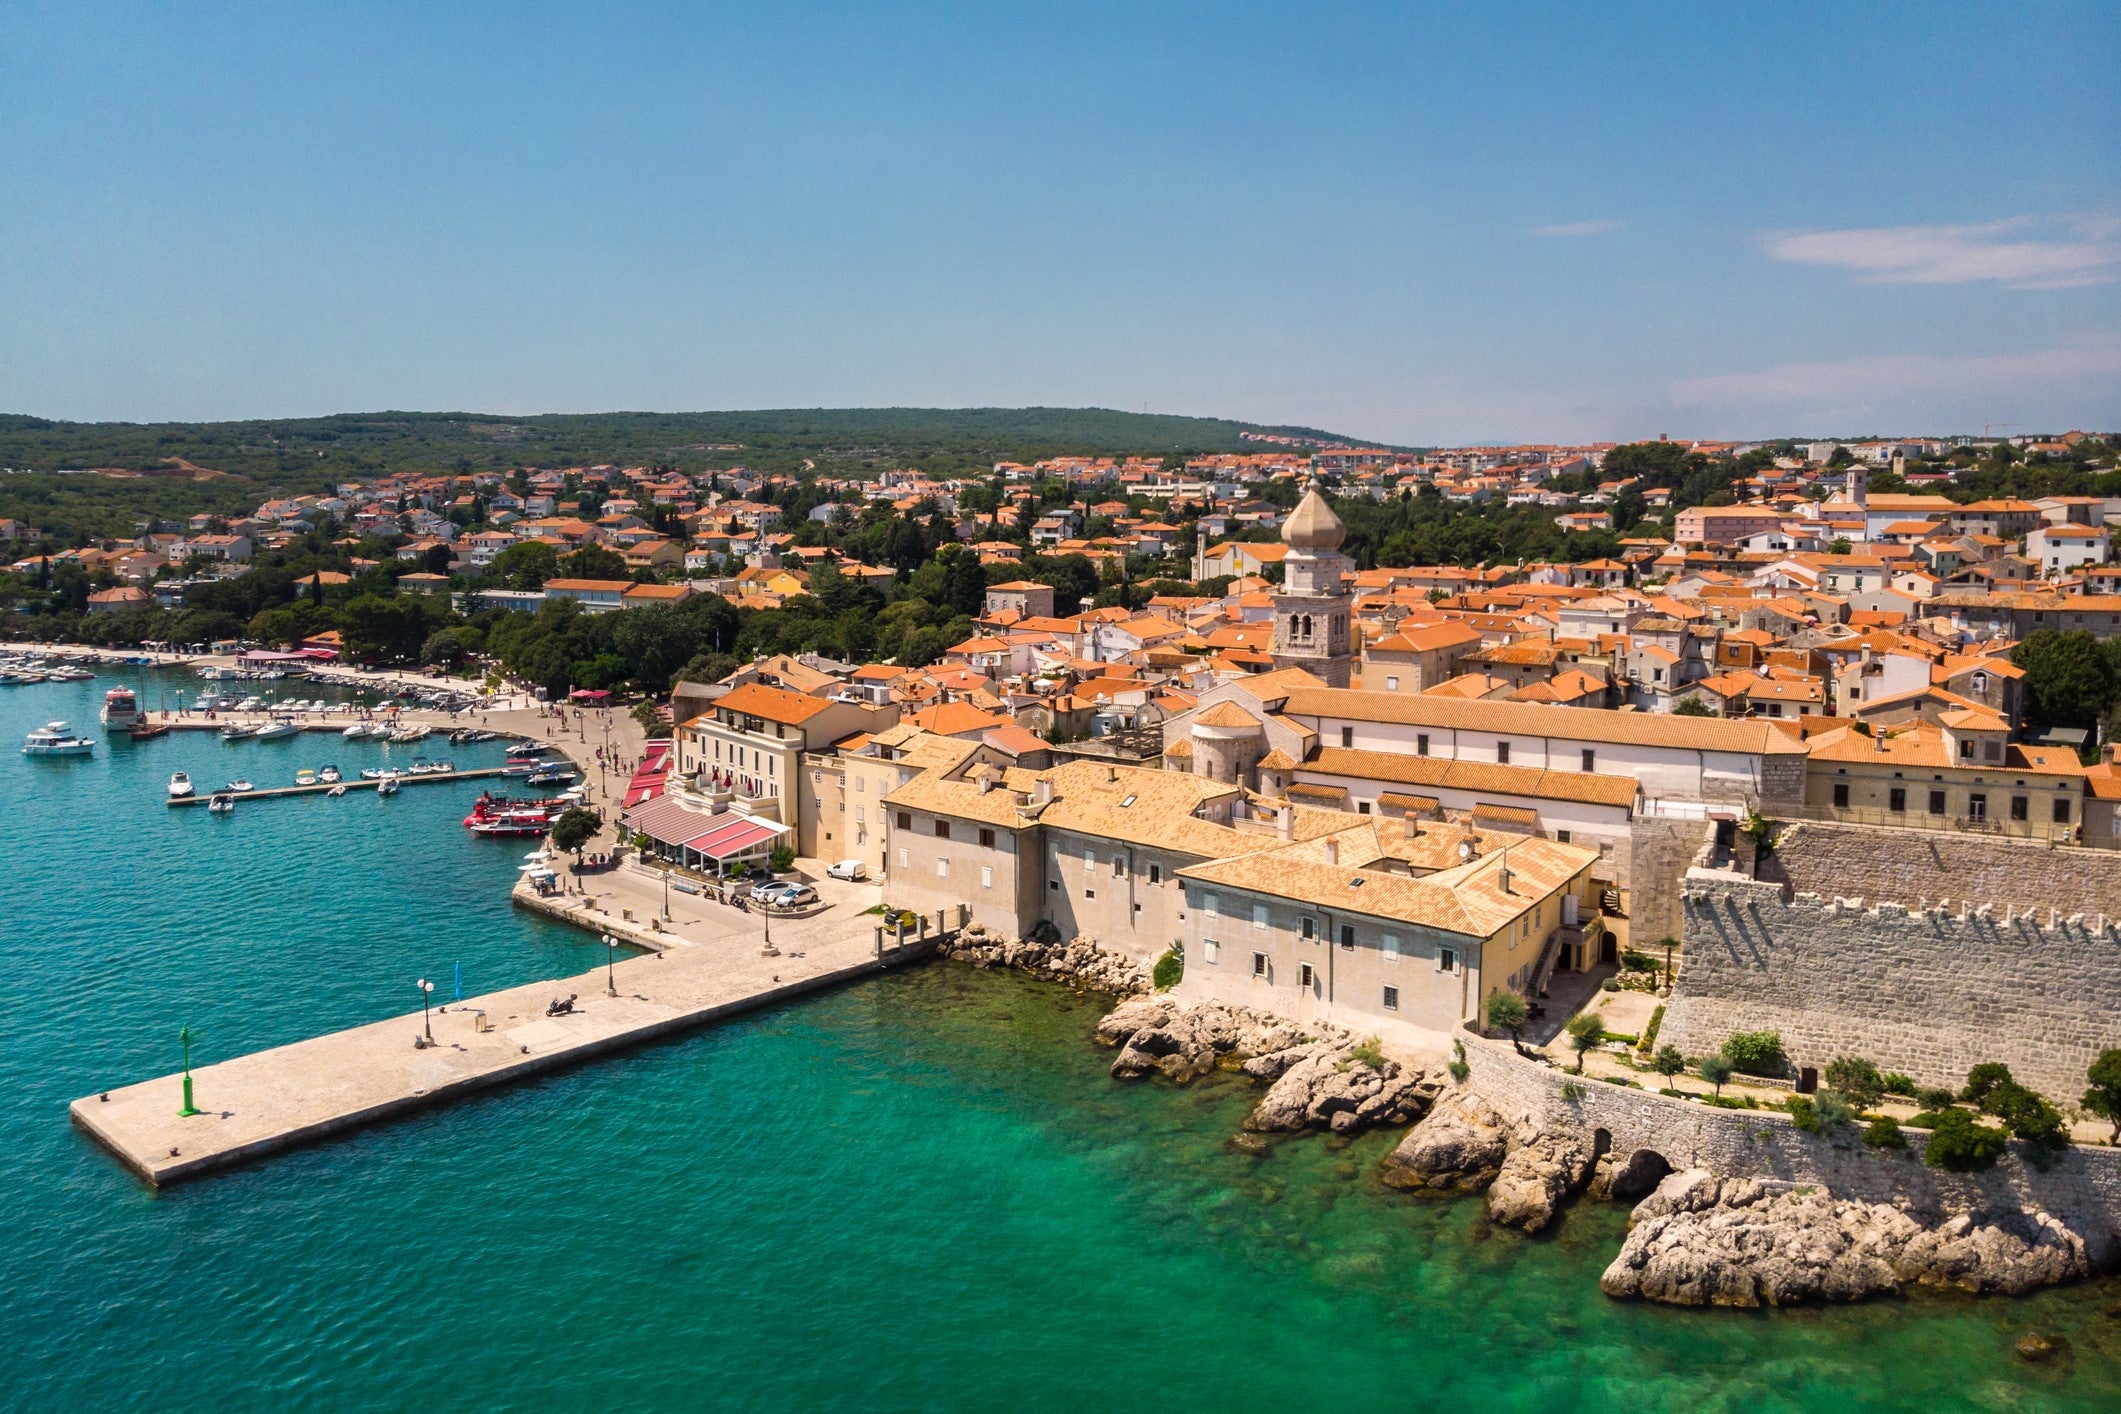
[1564,1010,1606,1074]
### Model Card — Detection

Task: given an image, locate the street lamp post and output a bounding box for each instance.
[417,978,435,1040]
[602,933,618,996]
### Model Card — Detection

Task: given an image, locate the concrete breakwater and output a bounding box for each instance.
[72,880,933,1187]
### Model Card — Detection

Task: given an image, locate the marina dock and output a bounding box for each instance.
[71,876,933,1186]
[166,765,516,804]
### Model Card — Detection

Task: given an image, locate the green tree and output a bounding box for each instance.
[2083,1049,2121,1144]
[561,544,631,581]
[1672,696,1715,717]
[1698,1054,1734,1097]
[1721,1030,1786,1077]
[2012,629,2119,728]
[1484,990,1529,1052]
[490,540,557,590]
[1652,1044,1686,1092]
[1923,1108,2009,1172]
[1564,1010,1605,1074]
[548,806,601,859]
[1961,1062,2016,1104]
[1823,1056,1885,1110]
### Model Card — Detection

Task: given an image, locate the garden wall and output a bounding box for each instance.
[1461,1033,2121,1262]
[1658,872,2121,1104]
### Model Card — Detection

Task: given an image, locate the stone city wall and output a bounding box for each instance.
[1460,1034,2121,1261]
[1621,816,1712,949]
[1758,821,2121,920]
[1659,872,2121,1104]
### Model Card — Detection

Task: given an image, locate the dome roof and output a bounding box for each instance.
[1282,482,1346,551]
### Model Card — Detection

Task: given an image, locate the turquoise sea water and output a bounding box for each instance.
[5,670,2120,1412]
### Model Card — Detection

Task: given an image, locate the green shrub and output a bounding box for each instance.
[1823,1057,1885,1109]
[1814,1091,1855,1131]
[1721,1030,1787,1077]
[1702,1095,1753,1110]
[768,843,796,873]
[1915,1086,1957,1112]
[1961,1062,2016,1104]
[1924,1109,2009,1172]
[1352,1036,1387,1069]
[1620,949,1656,972]
[1603,1032,1638,1047]
[1697,1054,1735,1097]
[1602,1075,1640,1087]
[1881,1072,1918,1097]
[1862,1116,1907,1149]
[1559,1081,1586,1101]
[1786,1096,1821,1133]
[1638,1004,1667,1054]
[1904,1111,1951,1130]
[1982,1080,2068,1164]
[1446,1038,1469,1084]
[1151,946,1183,991]
[1601,978,1619,993]
[2086,1048,2121,1145]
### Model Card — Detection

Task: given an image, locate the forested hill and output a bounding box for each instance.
[0,407,1387,539]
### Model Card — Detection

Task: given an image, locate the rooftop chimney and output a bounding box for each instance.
[1035,778,1054,805]
[1277,806,1294,840]
[1324,838,1339,865]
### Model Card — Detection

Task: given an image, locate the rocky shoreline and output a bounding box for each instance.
[936,939,2109,1312]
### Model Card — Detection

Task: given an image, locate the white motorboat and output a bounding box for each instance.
[168,771,196,798]
[207,793,235,814]
[221,723,259,741]
[295,768,318,787]
[326,783,347,797]
[253,721,300,741]
[342,722,370,739]
[319,765,341,783]
[387,723,432,744]
[226,779,254,792]
[23,721,95,756]
[99,687,144,731]
[377,775,401,796]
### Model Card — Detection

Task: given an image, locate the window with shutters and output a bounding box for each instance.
[1382,986,1399,1011]
[1381,932,1401,965]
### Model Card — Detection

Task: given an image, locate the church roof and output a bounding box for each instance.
[1282,482,1347,551]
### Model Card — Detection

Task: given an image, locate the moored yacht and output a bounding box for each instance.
[23,721,96,756]
[99,687,144,731]
[168,771,196,798]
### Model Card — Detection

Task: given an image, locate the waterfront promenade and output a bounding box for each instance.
[72,865,926,1185]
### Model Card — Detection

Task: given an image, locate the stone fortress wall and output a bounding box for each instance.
[1658,823,2121,1104]
[1461,1034,2121,1260]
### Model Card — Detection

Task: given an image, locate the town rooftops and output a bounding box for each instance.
[1269,687,1809,754]
[702,681,837,726]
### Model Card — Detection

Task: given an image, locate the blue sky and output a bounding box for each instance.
[2,2,2115,443]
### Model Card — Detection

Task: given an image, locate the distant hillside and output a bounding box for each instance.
[0,406,1393,540]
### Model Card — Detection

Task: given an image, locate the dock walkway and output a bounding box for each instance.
[72,874,928,1186]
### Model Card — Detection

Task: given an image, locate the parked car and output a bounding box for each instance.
[825,859,867,881]
[772,884,819,908]
[748,880,787,904]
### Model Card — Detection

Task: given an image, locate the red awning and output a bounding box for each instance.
[569,689,611,701]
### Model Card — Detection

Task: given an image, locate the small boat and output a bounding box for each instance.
[227,780,254,793]
[129,721,171,741]
[525,765,576,786]
[429,760,455,774]
[387,723,432,744]
[23,721,96,757]
[221,723,258,741]
[295,768,318,787]
[254,721,300,741]
[326,783,347,797]
[377,775,401,796]
[359,767,384,780]
[207,793,235,813]
[319,765,341,783]
[168,771,196,799]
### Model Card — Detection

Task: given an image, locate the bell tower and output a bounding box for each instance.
[1270,481,1355,687]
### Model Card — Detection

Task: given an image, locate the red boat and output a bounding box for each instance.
[462,790,567,833]
[468,811,553,838]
